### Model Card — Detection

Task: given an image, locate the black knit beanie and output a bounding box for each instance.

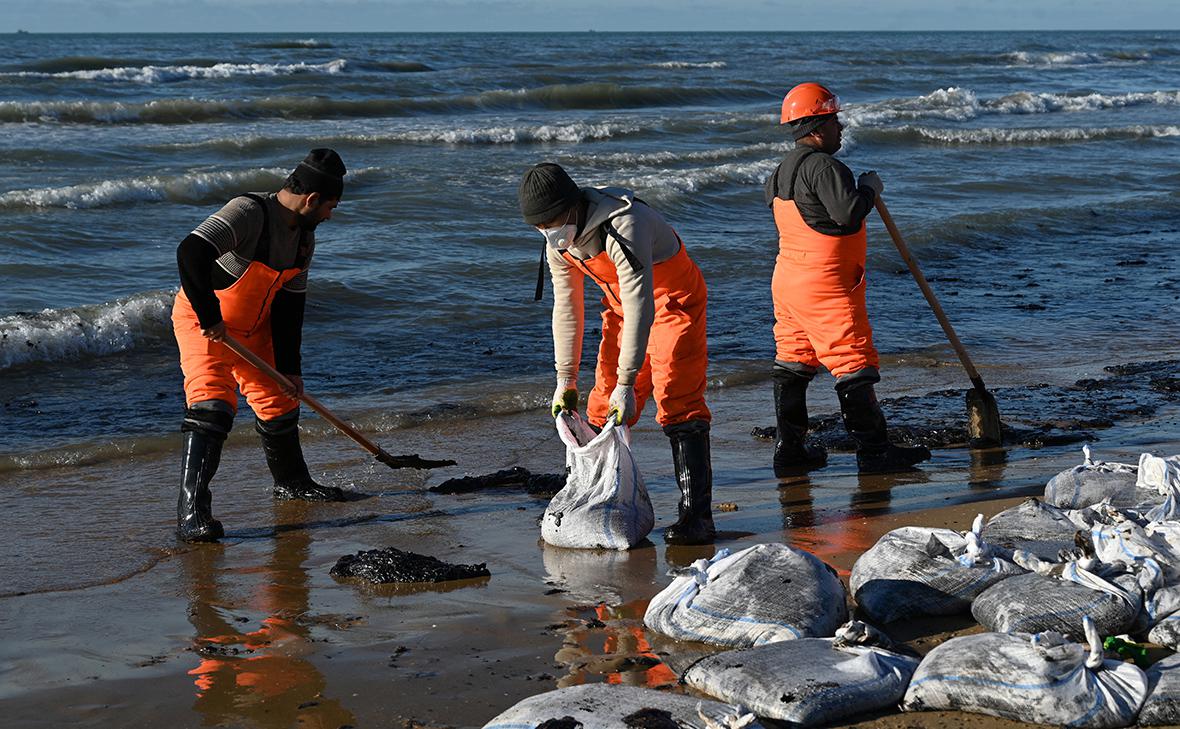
[518,163,580,225]
[287,148,346,200]
[790,113,835,141]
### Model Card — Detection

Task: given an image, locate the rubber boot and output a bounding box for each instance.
[256,412,345,501]
[773,369,827,476]
[837,381,931,474]
[177,413,227,542]
[663,420,716,546]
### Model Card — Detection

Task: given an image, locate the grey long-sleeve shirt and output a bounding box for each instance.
[546,187,682,386]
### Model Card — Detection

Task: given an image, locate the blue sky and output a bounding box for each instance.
[2,0,1179,33]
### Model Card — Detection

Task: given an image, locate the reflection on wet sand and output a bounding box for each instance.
[181,503,354,729]
[542,544,677,690]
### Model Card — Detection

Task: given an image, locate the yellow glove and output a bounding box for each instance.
[551,380,578,418]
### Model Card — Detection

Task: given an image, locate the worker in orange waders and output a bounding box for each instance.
[766,84,931,476]
[172,149,347,542]
[518,163,714,545]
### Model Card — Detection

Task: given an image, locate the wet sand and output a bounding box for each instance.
[3,365,1180,728]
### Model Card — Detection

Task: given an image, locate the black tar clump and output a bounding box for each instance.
[330,547,489,584]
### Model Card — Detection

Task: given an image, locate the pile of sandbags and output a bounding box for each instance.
[850,515,1023,623]
[903,617,1148,727]
[644,543,847,647]
[681,621,920,725]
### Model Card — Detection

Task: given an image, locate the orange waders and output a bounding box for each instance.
[172,260,302,420]
[563,242,710,429]
[771,198,879,379]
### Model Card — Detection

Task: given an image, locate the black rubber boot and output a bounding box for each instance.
[837,381,931,474]
[662,420,716,546]
[256,412,345,501]
[177,408,230,543]
[772,369,827,476]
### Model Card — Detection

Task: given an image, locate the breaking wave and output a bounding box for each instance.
[864,124,1180,145]
[0,168,288,210]
[1003,50,1149,66]
[618,158,780,203]
[649,61,728,69]
[4,58,348,83]
[0,82,767,124]
[0,291,174,371]
[844,87,1180,126]
[248,38,333,49]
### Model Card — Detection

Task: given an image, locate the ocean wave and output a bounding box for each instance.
[845,87,1180,126]
[649,60,728,69]
[4,58,348,83]
[866,124,1180,145]
[0,81,765,125]
[617,158,780,202]
[0,167,288,210]
[569,140,790,167]
[1002,50,1148,66]
[353,60,434,72]
[0,291,174,371]
[153,121,645,153]
[248,38,333,49]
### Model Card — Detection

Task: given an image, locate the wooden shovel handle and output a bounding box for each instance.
[875,197,986,391]
[220,334,389,460]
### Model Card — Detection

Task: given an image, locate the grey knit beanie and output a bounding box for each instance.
[518,163,580,225]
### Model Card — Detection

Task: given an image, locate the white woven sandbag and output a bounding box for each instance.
[1044,446,1140,509]
[542,412,653,550]
[972,555,1142,640]
[482,683,761,729]
[850,516,1023,623]
[981,497,1086,561]
[1140,652,1180,726]
[903,616,1148,728]
[682,621,920,725]
[644,543,847,648]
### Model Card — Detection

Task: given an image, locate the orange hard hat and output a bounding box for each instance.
[780,83,841,124]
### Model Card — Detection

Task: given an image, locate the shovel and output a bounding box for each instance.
[222,334,456,470]
[874,197,1004,448]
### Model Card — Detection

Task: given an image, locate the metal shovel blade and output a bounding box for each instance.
[966,386,1003,448]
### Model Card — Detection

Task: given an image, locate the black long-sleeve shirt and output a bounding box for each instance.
[764,146,876,236]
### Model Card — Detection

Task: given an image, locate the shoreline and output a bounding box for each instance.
[3,372,1177,728]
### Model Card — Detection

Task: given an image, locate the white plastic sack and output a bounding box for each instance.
[483,684,762,729]
[644,543,847,648]
[683,621,920,724]
[903,616,1148,728]
[542,413,653,550]
[850,516,1023,623]
[1044,445,1140,509]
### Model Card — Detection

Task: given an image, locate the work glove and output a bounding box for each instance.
[857,171,884,198]
[607,384,636,426]
[551,379,578,418]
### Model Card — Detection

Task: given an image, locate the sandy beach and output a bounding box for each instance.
[4,363,1179,728]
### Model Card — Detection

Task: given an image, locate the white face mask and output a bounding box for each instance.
[539,212,577,249]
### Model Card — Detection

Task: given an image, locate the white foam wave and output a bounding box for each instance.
[649,61,728,69]
[882,124,1180,144]
[5,59,348,83]
[0,291,174,370]
[1003,50,1148,66]
[845,87,1180,127]
[0,168,288,210]
[570,141,791,167]
[616,158,780,202]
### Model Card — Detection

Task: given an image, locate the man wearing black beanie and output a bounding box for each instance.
[520,162,716,545]
[171,149,347,542]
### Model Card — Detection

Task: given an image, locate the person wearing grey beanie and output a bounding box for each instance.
[519,162,717,546]
[171,149,349,542]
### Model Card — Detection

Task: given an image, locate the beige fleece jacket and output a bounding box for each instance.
[546,187,682,387]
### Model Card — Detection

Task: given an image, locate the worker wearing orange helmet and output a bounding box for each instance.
[519,163,714,545]
[765,83,930,475]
